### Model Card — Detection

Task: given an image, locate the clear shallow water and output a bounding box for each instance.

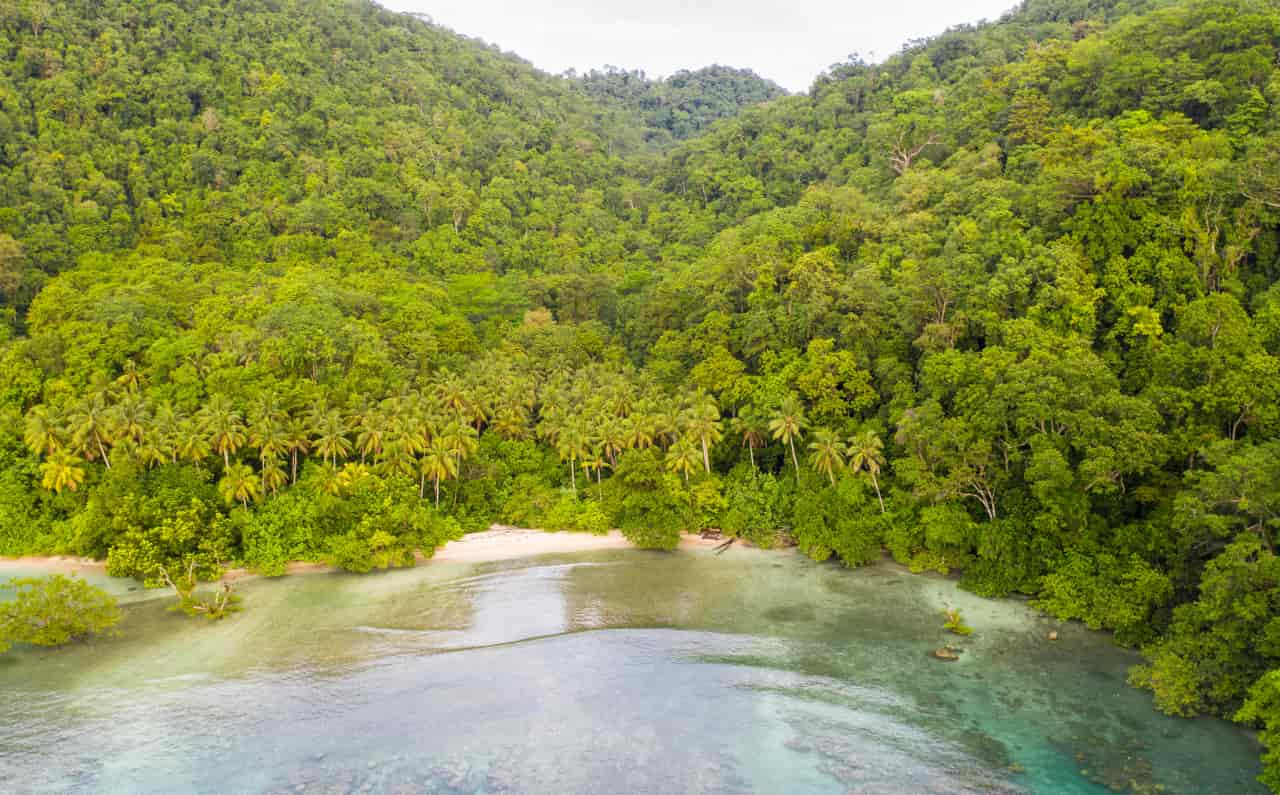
[0,547,1264,795]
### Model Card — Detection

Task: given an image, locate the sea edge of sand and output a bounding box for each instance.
[0,526,739,583]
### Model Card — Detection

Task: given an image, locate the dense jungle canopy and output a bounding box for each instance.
[1,0,1280,786]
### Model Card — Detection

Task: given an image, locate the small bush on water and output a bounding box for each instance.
[0,575,121,652]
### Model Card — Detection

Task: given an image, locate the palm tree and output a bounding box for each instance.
[681,392,723,474]
[151,402,184,464]
[732,408,767,470]
[442,421,478,473]
[39,449,86,493]
[808,428,847,485]
[68,393,115,469]
[626,412,657,451]
[462,375,491,431]
[111,394,150,446]
[418,436,458,507]
[23,404,65,458]
[137,429,171,469]
[378,408,423,478]
[595,416,629,468]
[199,395,246,468]
[490,406,530,440]
[355,409,387,464]
[555,419,589,495]
[283,416,311,483]
[115,359,144,394]
[666,435,702,483]
[435,375,469,418]
[653,410,680,450]
[848,430,887,513]
[312,408,351,467]
[261,455,288,495]
[176,416,212,464]
[582,446,609,486]
[250,413,288,467]
[313,463,346,497]
[218,461,260,508]
[769,396,807,475]
[248,394,288,459]
[112,391,150,445]
[379,435,418,479]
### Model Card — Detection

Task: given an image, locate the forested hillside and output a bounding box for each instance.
[2,0,1280,788]
[577,65,787,145]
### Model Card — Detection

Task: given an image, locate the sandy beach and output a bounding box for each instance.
[0,554,107,576]
[1,527,733,581]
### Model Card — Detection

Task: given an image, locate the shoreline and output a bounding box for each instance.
[0,527,736,582]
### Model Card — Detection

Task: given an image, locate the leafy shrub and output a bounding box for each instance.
[943,607,974,636]
[793,477,882,566]
[239,492,320,576]
[607,450,685,550]
[720,466,788,548]
[1035,551,1172,645]
[544,493,610,534]
[0,575,121,652]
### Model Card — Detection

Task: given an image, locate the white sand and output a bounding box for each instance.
[432,526,724,562]
[1,527,730,581]
[0,555,106,575]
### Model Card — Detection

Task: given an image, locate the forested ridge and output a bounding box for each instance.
[2,0,1280,787]
[576,65,787,146]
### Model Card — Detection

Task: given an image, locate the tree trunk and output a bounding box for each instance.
[748,444,755,470]
[98,437,111,469]
[871,473,885,513]
[789,438,800,474]
[291,449,298,483]
[420,472,426,499]
[702,436,710,474]
[434,476,440,508]
[570,459,577,495]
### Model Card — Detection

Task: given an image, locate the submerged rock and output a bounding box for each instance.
[932,646,962,662]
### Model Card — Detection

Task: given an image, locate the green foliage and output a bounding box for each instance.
[0,0,1279,782]
[578,65,787,144]
[321,475,462,573]
[157,561,242,621]
[1035,552,1173,645]
[0,575,121,652]
[544,493,611,534]
[0,447,52,555]
[607,450,685,550]
[720,466,789,549]
[792,476,883,566]
[1238,670,1280,793]
[238,493,319,577]
[943,607,974,636]
[1130,537,1280,718]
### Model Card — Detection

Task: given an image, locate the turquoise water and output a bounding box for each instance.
[0,548,1264,794]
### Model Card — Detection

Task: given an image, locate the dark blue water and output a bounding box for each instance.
[0,548,1264,794]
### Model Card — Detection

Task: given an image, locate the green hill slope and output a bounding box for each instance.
[3,0,1280,788]
[578,65,787,146]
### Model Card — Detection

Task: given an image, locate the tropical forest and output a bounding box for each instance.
[1,0,1279,792]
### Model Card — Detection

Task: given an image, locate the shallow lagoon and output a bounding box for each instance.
[0,547,1264,794]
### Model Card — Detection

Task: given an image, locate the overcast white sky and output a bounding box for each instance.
[375,1,1022,92]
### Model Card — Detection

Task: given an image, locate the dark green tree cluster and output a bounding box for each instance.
[577,65,787,145]
[2,0,1280,786]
